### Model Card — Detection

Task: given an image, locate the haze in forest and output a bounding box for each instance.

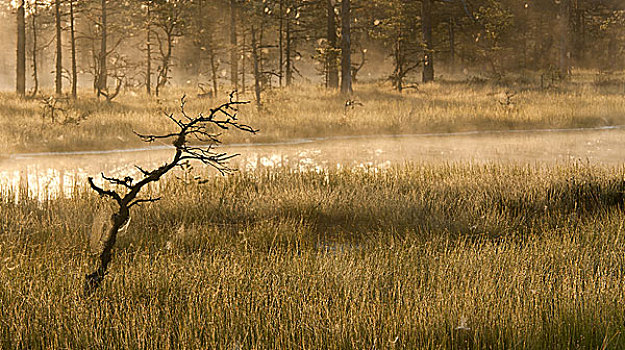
[1,0,624,98]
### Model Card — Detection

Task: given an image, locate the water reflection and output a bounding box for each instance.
[2,127,625,201]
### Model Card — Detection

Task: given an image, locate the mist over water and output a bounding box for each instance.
[3,126,625,201]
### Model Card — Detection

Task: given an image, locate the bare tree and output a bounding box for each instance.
[98,0,107,94]
[28,0,39,97]
[230,0,238,91]
[326,0,338,89]
[152,0,186,96]
[145,0,152,95]
[17,0,26,96]
[55,0,63,95]
[340,0,352,94]
[422,0,434,83]
[251,26,262,107]
[69,0,77,99]
[84,94,257,294]
[193,0,222,98]
[559,0,571,76]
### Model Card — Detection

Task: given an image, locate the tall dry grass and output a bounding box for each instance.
[1,163,625,348]
[2,75,625,154]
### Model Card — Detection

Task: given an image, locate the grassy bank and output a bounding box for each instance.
[2,163,625,348]
[2,75,625,154]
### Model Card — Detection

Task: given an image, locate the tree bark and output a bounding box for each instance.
[340,0,352,94]
[29,3,38,97]
[99,0,108,95]
[209,34,218,96]
[241,33,246,93]
[326,0,338,89]
[146,0,152,95]
[251,27,261,107]
[559,0,571,76]
[421,0,434,83]
[84,207,129,294]
[278,0,284,87]
[70,0,77,99]
[285,16,292,86]
[55,0,63,96]
[155,31,173,97]
[449,16,455,74]
[16,0,26,97]
[230,0,238,91]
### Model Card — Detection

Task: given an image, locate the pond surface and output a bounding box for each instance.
[2,126,625,201]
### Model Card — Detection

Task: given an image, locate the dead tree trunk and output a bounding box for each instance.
[326,0,339,89]
[155,31,173,97]
[278,0,284,87]
[285,16,292,86]
[559,0,571,76]
[84,204,129,292]
[421,0,434,83]
[16,0,26,97]
[146,0,152,95]
[29,2,39,97]
[70,0,77,99]
[252,27,262,108]
[208,35,219,96]
[241,33,246,93]
[55,0,63,96]
[340,0,352,95]
[448,16,455,74]
[230,0,238,91]
[99,0,108,96]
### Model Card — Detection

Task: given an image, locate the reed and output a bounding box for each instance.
[1,163,624,348]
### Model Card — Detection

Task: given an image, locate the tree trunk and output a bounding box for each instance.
[146,1,151,95]
[421,0,434,83]
[327,0,338,89]
[84,207,129,295]
[16,0,26,97]
[251,27,261,108]
[572,3,584,65]
[278,0,284,87]
[241,33,246,93]
[209,35,218,96]
[340,0,352,95]
[99,0,108,95]
[29,3,39,97]
[449,16,455,74]
[70,0,77,99]
[55,0,63,96]
[156,32,173,97]
[393,27,404,92]
[559,0,571,76]
[230,0,238,91]
[285,17,292,86]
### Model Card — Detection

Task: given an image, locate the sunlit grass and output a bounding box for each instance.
[2,74,625,153]
[2,163,625,348]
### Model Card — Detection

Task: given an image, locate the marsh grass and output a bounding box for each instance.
[3,75,625,153]
[2,163,625,348]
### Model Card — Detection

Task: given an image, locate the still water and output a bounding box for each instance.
[2,127,625,201]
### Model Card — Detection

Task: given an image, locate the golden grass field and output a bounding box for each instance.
[2,73,625,153]
[2,74,625,348]
[1,164,625,348]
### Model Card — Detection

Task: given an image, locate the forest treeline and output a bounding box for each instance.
[6,0,625,101]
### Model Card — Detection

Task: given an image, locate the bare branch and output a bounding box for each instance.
[128,197,162,209]
[87,177,122,205]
